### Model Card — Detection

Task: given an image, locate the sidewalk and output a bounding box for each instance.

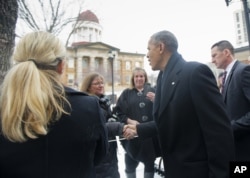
[116,137,164,178]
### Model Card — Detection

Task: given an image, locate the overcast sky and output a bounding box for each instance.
[66,0,241,73]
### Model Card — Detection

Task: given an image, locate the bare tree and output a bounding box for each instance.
[16,0,84,39]
[0,0,18,84]
[64,15,83,47]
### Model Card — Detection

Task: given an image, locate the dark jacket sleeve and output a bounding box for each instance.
[106,122,124,137]
[115,89,129,123]
[231,65,250,138]
[93,100,109,165]
[190,64,235,178]
[136,121,158,139]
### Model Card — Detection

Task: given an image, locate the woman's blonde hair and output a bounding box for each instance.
[80,72,104,95]
[0,31,70,142]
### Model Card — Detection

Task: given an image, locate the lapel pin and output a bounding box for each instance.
[171,82,175,85]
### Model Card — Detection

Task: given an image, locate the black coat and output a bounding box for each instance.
[150,52,235,178]
[0,87,108,178]
[116,86,160,162]
[95,95,122,178]
[223,61,250,161]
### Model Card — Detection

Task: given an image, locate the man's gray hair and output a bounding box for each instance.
[151,30,178,52]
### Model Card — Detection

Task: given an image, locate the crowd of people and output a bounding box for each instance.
[0,30,249,178]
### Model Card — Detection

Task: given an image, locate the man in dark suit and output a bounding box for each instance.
[211,40,250,161]
[124,30,235,178]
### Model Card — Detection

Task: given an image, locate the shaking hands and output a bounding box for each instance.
[123,124,138,140]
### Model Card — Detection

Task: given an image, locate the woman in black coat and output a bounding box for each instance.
[80,72,124,178]
[0,31,108,178]
[115,67,160,178]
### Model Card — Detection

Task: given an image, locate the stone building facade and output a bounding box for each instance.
[234,46,250,64]
[61,10,145,93]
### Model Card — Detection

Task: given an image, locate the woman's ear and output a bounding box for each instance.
[56,60,65,74]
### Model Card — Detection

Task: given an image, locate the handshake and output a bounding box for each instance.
[122,118,140,140]
[122,124,138,140]
[107,118,155,142]
[108,119,157,142]
[106,119,139,142]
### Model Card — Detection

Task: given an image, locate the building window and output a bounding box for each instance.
[125,61,131,70]
[135,62,140,68]
[82,57,89,69]
[125,75,130,84]
[116,75,121,85]
[236,12,240,22]
[89,34,92,42]
[68,58,74,68]
[116,60,121,70]
[68,74,74,85]
[95,58,100,69]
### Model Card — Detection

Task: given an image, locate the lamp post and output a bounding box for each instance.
[108,50,115,104]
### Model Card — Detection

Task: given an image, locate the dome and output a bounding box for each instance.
[78,10,99,24]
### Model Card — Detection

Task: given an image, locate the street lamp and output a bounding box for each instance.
[108,50,116,104]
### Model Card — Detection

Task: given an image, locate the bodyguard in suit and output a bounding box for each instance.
[139,30,235,178]
[211,40,250,161]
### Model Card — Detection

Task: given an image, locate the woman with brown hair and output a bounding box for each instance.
[115,67,160,178]
[80,72,124,178]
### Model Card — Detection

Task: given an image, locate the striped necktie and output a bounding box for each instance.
[221,71,227,93]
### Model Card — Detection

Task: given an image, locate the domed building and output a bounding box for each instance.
[63,10,146,100]
[71,10,102,44]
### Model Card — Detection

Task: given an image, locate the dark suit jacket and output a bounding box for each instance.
[151,52,235,178]
[223,60,250,161]
[0,87,108,178]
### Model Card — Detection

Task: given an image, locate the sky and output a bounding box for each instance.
[64,0,240,74]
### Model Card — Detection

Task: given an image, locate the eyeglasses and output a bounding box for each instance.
[91,82,104,86]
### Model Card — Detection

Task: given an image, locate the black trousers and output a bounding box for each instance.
[125,153,155,173]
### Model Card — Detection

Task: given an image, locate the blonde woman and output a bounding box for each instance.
[0,31,108,178]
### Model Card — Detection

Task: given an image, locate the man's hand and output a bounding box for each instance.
[123,124,138,140]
